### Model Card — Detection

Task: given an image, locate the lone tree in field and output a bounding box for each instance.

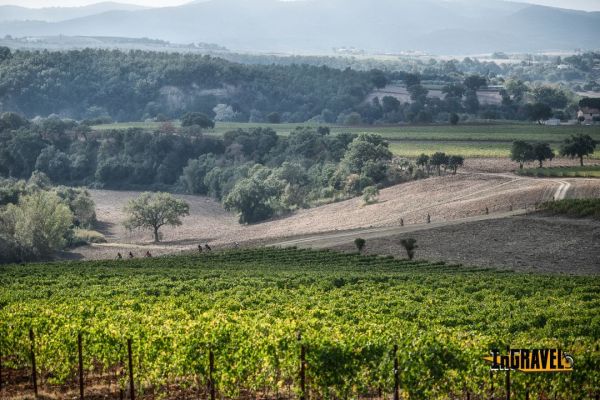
[532,142,555,168]
[447,155,464,175]
[560,134,597,167]
[354,238,366,254]
[510,140,534,169]
[124,192,190,242]
[400,238,418,260]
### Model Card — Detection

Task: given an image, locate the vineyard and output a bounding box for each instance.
[0,248,599,399]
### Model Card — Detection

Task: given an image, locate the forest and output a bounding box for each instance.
[0,47,595,124]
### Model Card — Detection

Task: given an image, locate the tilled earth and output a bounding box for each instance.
[332,215,600,275]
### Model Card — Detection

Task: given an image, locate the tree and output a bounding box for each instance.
[266,112,281,124]
[354,238,366,254]
[1,191,73,260]
[341,133,392,174]
[123,192,190,242]
[560,134,597,166]
[382,96,401,114]
[526,103,553,124]
[505,79,529,103]
[371,69,388,88]
[181,112,215,129]
[532,143,555,168]
[532,86,568,109]
[430,152,449,176]
[400,238,418,260]
[223,168,284,224]
[447,155,464,175]
[407,84,428,102]
[579,97,600,109]
[442,83,466,99]
[510,141,534,169]
[416,154,430,172]
[362,186,379,205]
[449,113,460,125]
[463,75,487,91]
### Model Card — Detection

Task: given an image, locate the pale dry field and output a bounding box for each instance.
[366,84,502,105]
[71,169,600,261]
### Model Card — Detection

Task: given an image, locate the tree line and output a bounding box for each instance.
[0,112,418,225]
[510,134,597,169]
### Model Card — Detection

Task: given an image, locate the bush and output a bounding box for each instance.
[362,186,379,205]
[354,238,366,254]
[71,229,107,247]
[400,238,418,260]
[0,191,73,261]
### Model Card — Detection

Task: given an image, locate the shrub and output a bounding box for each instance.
[71,229,107,247]
[400,238,418,260]
[354,238,366,254]
[362,186,379,205]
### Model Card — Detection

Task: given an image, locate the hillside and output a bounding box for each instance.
[73,170,600,271]
[0,0,598,53]
[0,2,147,23]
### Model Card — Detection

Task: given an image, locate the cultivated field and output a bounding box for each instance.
[1,248,598,399]
[332,215,600,275]
[91,122,600,159]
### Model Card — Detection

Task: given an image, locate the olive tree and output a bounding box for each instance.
[532,142,555,168]
[123,192,190,242]
[510,141,534,169]
[430,152,449,176]
[560,134,597,167]
[447,155,464,175]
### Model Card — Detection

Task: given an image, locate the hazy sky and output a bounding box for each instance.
[1,0,600,11]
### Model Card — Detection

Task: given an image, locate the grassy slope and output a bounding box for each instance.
[517,166,600,178]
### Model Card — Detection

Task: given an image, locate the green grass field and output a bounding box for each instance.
[1,248,598,398]
[91,121,600,159]
[517,166,600,178]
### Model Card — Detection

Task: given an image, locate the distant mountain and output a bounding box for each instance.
[0,2,147,23]
[0,0,598,54]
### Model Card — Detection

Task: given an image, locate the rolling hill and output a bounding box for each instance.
[0,0,598,54]
[0,2,147,23]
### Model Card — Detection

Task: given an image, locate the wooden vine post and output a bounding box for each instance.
[78,332,84,400]
[127,338,135,400]
[209,349,216,400]
[298,332,306,400]
[29,328,38,398]
[505,346,511,400]
[393,344,399,400]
